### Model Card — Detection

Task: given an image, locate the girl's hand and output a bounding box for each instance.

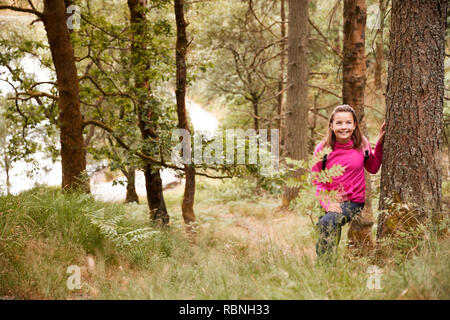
[328,202,342,213]
[378,121,386,144]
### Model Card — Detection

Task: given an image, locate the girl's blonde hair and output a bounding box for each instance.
[323,104,363,150]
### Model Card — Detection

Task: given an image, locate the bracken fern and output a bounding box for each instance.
[85,208,159,249]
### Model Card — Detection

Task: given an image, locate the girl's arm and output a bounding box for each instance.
[364,140,383,174]
[364,122,385,174]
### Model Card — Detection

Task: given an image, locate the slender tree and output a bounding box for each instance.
[0,112,11,195]
[342,0,366,113]
[282,0,309,207]
[128,0,169,225]
[278,0,286,155]
[174,0,196,233]
[331,0,342,54]
[377,0,447,239]
[374,0,386,91]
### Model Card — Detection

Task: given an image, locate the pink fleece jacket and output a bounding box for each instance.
[311,137,383,211]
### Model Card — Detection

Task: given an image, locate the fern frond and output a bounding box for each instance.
[85,210,160,248]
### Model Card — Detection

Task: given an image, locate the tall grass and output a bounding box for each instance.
[0,183,448,299]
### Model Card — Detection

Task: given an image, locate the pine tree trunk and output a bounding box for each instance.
[342,0,367,116]
[342,0,374,252]
[278,0,286,155]
[374,0,385,91]
[377,0,447,239]
[128,0,169,226]
[175,0,196,234]
[42,0,88,192]
[282,0,309,208]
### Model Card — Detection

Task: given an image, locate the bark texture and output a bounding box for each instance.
[43,0,88,192]
[174,0,196,233]
[374,0,386,91]
[128,0,169,226]
[278,0,286,154]
[282,0,309,207]
[342,0,375,252]
[124,168,139,204]
[377,0,447,239]
[342,0,366,117]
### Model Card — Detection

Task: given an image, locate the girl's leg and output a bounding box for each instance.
[334,203,364,254]
[316,202,365,257]
[316,211,341,257]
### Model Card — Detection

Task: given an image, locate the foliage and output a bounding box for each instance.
[377,195,450,256]
[190,0,284,131]
[72,1,177,177]
[0,185,448,299]
[283,146,345,223]
[0,35,59,165]
[85,208,159,249]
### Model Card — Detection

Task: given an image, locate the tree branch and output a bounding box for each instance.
[83,120,233,179]
[8,91,58,101]
[308,84,342,99]
[0,4,43,18]
[308,18,343,59]
[78,74,137,108]
[308,109,329,121]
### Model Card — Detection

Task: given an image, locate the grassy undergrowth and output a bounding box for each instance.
[0,180,448,299]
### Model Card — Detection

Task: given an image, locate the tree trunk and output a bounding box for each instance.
[332,0,342,54]
[377,0,447,239]
[4,154,10,195]
[42,0,88,192]
[282,0,309,208]
[124,168,139,204]
[342,0,374,252]
[342,0,367,117]
[174,0,196,234]
[143,162,168,225]
[374,0,385,91]
[278,0,286,155]
[252,99,259,133]
[128,0,169,226]
[309,94,318,154]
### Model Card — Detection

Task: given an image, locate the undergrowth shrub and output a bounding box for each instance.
[196,177,259,203]
[0,186,104,252]
[284,147,345,226]
[85,208,159,249]
[0,181,448,299]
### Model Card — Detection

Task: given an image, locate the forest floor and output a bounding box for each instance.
[0,178,449,300]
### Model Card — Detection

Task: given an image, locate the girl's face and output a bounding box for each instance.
[330,112,356,143]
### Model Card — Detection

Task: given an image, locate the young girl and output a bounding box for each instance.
[311,105,385,257]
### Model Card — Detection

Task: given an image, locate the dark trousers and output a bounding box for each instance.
[316,201,365,257]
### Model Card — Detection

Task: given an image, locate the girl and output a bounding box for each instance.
[311,104,385,257]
